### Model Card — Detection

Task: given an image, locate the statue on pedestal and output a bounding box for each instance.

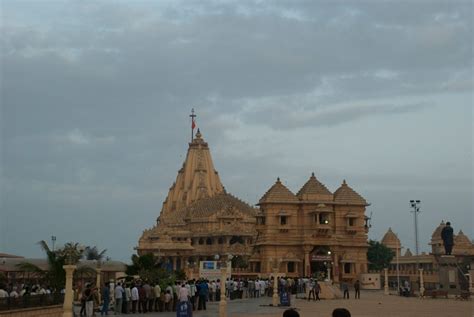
[440,222,454,255]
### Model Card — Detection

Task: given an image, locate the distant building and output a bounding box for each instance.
[379,223,474,290]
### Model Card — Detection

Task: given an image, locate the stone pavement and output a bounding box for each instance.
[88,291,473,317]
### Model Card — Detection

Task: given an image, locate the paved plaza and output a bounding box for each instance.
[90,291,473,317]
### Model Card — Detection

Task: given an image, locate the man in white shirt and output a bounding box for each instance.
[9,287,19,298]
[209,281,216,301]
[178,283,189,302]
[153,283,161,312]
[0,287,9,298]
[131,284,139,313]
[255,279,261,298]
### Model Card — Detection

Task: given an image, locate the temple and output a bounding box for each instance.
[137,126,371,282]
[137,129,257,271]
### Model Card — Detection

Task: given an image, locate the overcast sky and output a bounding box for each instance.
[1,0,472,262]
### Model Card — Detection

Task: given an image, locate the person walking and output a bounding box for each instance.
[354,280,360,299]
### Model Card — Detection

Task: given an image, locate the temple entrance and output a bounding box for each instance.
[310,246,332,279]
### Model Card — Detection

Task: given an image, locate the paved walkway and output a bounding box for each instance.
[87,291,473,317]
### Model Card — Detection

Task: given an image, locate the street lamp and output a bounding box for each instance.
[409,200,421,257]
[51,236,57,252]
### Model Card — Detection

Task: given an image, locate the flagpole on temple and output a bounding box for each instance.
[190,108,196,142]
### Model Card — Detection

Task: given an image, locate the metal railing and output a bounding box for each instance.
[0,293,64,311]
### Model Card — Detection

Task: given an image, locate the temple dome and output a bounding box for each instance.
[431,221,445,242]
[333,180,368,205]
[259,178,298,204]
[381,227,401,250]
[404,248,413,257]
[296,173,333,201]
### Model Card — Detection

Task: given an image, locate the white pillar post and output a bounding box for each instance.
[384,268,389,295]
[63,265,76,317]
[419,268,425,298]
[219,265,227,317]
[95,268,101,303]
[272,269,279,306]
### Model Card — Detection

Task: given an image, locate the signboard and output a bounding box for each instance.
[177,301,192,317]
[280,291,290,306]
[311,255,331,261]
[199,261,223,280]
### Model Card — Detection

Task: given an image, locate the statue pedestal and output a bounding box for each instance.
[438,256,460,296]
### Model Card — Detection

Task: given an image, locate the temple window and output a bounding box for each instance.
[198,238,204,245]
[319,213,330,225]
[257,216,266,225]
[255,262,261,273]
[206,237,213,245]
[287,262,295,273]
[190,239,195,246]
[280,216,287,225]
[348,218,356,226]
[344,263,352,274]
[230,236,244,245]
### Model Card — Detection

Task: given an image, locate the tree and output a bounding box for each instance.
[16,240,88,292]
[126,253,179,290]
[367,240,395,271]
[84,246,107,261]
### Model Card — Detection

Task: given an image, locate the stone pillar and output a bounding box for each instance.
[303,246,312,277]
[333,252,340,283]
[419,268,425,297]
[172,257,177,271]
[272,269,279,306]
[219,265,227,317]
[96,268,101,303]
[469,270,474,294]
[384,268,389,295]
[63,265,76,317]
[327,267,331,282]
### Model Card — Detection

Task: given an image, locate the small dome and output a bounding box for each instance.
[404,248,413,257]
[431,221,446,241]
[381,228,401,249]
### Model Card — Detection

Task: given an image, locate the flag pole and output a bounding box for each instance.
[190,108,196,142]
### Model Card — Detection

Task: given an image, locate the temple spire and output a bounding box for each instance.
[159,128,224,220]
[190,108,197,142]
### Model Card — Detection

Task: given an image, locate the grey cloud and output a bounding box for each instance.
[1,1,472,260]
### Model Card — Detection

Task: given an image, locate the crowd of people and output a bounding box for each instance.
[0,282,64,309]
[72,276,360,316]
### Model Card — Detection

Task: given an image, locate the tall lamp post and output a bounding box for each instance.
[409,200,421,257]
[51,236,57,252]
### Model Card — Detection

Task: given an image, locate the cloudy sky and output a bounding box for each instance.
[1,0,472,262]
